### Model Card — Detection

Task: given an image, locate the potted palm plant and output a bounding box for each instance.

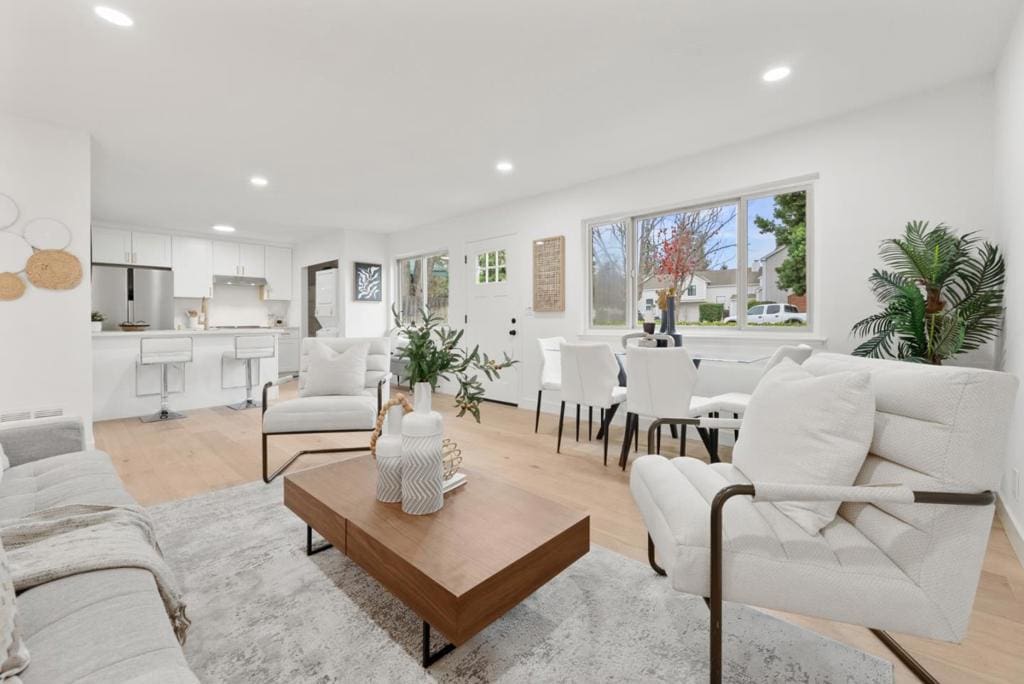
[851,221,1005,364]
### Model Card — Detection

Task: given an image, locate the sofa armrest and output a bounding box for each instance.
[0,417,86,466]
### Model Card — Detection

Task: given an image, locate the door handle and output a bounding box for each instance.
[509,330,517,336]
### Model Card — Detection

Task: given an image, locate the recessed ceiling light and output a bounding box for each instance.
[94,6,134,27]
[249,175,269,187]
[212,224,236,233]
[762,66,791,83]
[495,160,514,174]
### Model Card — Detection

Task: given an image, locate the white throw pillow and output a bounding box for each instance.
[301,342,369,397]
[0,541,29,679]
[731,359,875,536]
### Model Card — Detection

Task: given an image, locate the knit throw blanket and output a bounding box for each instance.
[0,504,190,644]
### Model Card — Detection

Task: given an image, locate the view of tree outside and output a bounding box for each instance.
[748,190,808,326]
[590,222,628,326]
[397,252,449,323]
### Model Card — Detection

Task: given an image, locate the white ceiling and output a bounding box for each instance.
[2,1,1020,242]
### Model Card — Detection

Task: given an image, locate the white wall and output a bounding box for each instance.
[387,77,997,408]
[0,115,92,435]
[174,284,289,328]
[291,229,390,338]
[995,5,1024,564]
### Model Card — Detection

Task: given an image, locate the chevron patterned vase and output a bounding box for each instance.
[401,383,444,515]
[375,404,404,503]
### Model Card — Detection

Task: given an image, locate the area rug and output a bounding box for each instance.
[149,480,891,683]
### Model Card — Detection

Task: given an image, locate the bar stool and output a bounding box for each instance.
[223,335,276,410]
[139,336,193,423]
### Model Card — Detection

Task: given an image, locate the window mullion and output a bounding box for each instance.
[628,217,637,330]
[737,197,748,329]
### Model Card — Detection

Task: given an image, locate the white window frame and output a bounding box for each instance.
[395,250,450,323]
[584,178,814,333]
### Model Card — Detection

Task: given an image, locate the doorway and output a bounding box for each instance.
[464,235,520,405]
[305,259,338,337]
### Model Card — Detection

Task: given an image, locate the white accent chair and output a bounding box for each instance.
[620,346,738,470]
[630,353,1018,683]
[535,336,565,433]
[222,334,277,410]
[260,337,391,483]
[558,343,627,463]
[138,336,193,423]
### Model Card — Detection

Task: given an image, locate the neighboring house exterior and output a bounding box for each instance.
[638,268,762,322]
[759,244,790,305]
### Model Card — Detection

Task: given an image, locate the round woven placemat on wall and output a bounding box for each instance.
[0,272,26,300]
[25,250,82,290]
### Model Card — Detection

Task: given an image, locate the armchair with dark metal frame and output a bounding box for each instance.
[260,371,392,484]
[641,417,996,684]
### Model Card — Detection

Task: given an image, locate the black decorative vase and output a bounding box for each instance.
[658,298,683,347]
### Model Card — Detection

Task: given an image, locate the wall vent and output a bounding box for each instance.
[0,407,64,423]
[32,408,64,419]
[0,411,32,423]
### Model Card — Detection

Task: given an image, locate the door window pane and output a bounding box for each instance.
[748,190,808,327]
[590,222,628,327]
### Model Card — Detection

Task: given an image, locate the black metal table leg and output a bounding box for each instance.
[422,621,455,667]
[306,525,333,556]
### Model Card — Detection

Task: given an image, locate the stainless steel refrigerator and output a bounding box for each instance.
[91,265,175,331]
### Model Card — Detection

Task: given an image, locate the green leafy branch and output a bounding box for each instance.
[392,306,517,421]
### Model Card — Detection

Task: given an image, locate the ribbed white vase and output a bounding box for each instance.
[375,404,404,503]
[401,382,444,515]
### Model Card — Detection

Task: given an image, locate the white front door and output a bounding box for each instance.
[465,235,520,404]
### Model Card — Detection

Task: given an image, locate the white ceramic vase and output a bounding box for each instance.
[375,404,404,503]
[401,382,444,515]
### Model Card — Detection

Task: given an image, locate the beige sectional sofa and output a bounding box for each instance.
[0,418,197,684]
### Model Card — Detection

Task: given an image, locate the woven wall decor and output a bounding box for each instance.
[532,235,565,312]
[0,273,25,301]
[25,249,82,290]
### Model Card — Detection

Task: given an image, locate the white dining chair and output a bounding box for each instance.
[620,346,737,470]
[702,344,813,441]
[558,343,626,463]
[535,336,566,433]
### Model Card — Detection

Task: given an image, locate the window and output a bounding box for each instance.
[476,249,507,284]
[587,184,810,330]
[396,251,449,322]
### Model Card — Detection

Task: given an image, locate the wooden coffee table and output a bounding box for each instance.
[283,456,590,667]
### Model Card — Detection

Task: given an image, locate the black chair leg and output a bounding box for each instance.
[634,413,639,452]
[588,406,593,441]
[534,390,542,433]
[733,412,739,442]
[556,401,566,453]
[670,424,678,439]
[681,425,687,456]
[601,408,611,466]
[618,412,634,468]
[575,404,581,442]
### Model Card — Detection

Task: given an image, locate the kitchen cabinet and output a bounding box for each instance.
[91,227,171,267]
[171,236,214,298]
[213,241,265,277]
[277,328,300,373]
[263,246,292,301]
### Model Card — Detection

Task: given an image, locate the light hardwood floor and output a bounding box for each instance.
[94,385,1024,683]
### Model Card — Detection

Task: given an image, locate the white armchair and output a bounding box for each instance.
[261,337,391,483]
[630,352,1018,683]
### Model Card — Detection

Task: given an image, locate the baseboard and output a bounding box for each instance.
[996,495,1024,569]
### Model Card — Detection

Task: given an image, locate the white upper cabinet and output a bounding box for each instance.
[264,246,292,301]
[91,227,171,267]
[131,231,172,267]
[213,241,265,277]
[171,236,213,298]
[212,241,240,276]
[239,243,265,278]
[92,226,132,264]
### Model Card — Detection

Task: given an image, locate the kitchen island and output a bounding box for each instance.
[93,328,287,421]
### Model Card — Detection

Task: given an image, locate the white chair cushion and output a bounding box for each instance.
[263,395,376,434]
[731,359,874,535]
[629,454,947,639]
[702,391,750,415]
[610,386,627,405]
[300,342,368,398]
[541,380,561,391]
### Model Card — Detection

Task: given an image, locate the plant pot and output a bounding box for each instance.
[375,404,404,503]
[91,321,103,332]
[401,382,444,515]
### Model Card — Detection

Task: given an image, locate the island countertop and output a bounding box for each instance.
[93,328,289,337]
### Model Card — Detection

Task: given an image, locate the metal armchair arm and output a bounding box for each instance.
[262,373,299,418]
[376,372,394,412]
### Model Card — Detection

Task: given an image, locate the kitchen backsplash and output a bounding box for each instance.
[174,283,289,328]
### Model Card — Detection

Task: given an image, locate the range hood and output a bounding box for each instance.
[213,274,267,287]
